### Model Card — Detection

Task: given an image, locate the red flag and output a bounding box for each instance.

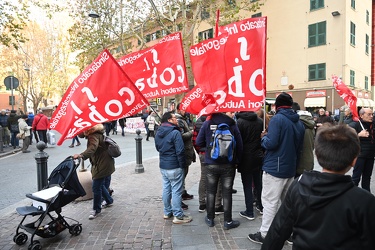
[118,32,189,98]
[332,75,359,121]
[49,49,149,145]
[185,17,267,115]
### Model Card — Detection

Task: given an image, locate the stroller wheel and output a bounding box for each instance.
[28,240,42,250]
[13,232,28,245]
[69,224,82,236]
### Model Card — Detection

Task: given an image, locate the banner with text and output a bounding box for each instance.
[49,49,149,145]
[180,17,267,115]
[118,32,189,99]
[332,75,359,121]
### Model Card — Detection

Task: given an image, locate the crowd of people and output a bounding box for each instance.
[151,93,375,249]
[3,94,375,248]
[0,108,49,153]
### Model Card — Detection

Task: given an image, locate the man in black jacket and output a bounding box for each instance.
[349,108,375,192]
[262,124,375,250]
[236,111,264,220]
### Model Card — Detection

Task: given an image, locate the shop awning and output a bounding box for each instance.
[357,98,370,107]
[304,97,326,107]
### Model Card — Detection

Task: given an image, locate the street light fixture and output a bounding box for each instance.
[88,11,100,19]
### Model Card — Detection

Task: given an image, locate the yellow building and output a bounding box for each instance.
[194,0,374,114]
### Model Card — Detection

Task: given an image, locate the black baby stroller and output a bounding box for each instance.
[13,156,86,250]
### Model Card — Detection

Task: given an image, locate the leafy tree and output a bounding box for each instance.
[0,0,30,49]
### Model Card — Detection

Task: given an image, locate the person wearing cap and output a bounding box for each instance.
[18,114,31,153]
[0,109,11,147]
[248,92,305,244]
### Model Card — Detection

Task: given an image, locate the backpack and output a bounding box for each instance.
[210,123,236,162]
[104,136,121,158]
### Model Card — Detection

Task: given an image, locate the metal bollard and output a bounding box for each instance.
[134,129,144,173]
[34,141,49,190]
[0,127,3,152]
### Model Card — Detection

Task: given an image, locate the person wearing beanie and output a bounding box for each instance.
[248,92,305,245]
[18,114,31,153]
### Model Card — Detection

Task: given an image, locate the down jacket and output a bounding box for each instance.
[261,108,305,178]
[155,122,185,169]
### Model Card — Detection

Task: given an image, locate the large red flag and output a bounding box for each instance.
[49,49,149,145]
[332,75,359,121]
[118,32,189,98]
[182,17,267,115]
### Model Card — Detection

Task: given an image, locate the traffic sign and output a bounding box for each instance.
[4,76,19,89]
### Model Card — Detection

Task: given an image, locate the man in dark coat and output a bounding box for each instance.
[262,124,375,250]
[196,112,243,230]
[236,111,264,220]
[349,108,375,192]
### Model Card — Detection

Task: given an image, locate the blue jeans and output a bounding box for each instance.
[206,164,235,222]
[352,157,374,192]
[160,168,184,218]
[92,176,113,213]
[10,131,19,147]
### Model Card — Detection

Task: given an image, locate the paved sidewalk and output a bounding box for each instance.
[0,155,294,250]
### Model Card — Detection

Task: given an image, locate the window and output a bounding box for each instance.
[308,21,326,47]
[350,22,356,46]
[350,70,355,87]
[366,34,369,54]
[308,63,326,81]
[198,28,213,41]
[366,10,370,24]
[310,0,324,11]
[365,76,369,90]
[252,13,262,18]
[351,0,355,9]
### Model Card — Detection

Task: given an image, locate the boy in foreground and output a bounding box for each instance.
[260,124,375,250]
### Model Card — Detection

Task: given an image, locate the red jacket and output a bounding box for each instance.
[32,113,49,130]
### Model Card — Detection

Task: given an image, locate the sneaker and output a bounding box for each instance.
[101,201,113,209]
[256,205,263,215]
[205,216,214,227]
[69,145,74,148]
[286,235,293,245]
[163,213,173,219]
[88,210,100,220]
[248,232,264,244]
[239,211,255,220]
[76,142,81,146]
[181,202,188,210]
[198,204,206,213]
[215,205,224,215]
[173,215,192,224]
[182,192,194,200]
[224,220,240,230]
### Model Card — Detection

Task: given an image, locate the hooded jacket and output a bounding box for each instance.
[155,122,185,169]
[80,124,115,180]
[263,171,375,250]
[7,112,20,132]
[175,112,195,165]
[195,113,243,165]
[18,118,30,137]
[296,111,315,175]
[32,113,49,130]
[236,111,264,172]
[261,108,305,178]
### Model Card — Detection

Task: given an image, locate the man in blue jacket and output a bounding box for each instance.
[155,111,192,224]
[248,92,305,244]
[196,112,243,230]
